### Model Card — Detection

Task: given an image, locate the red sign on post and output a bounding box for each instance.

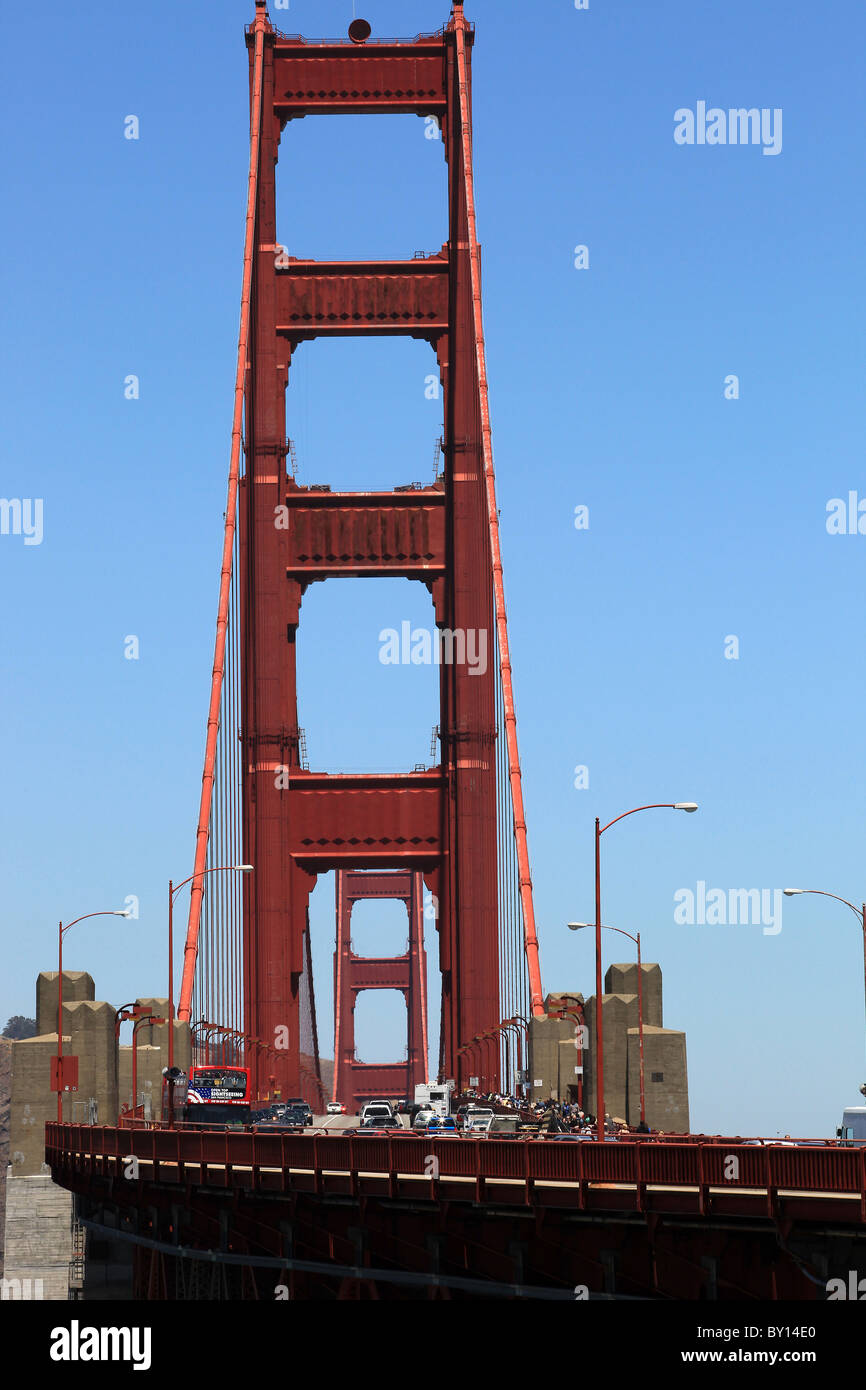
[50,1055,79,1093]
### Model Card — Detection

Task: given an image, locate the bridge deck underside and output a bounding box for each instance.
[60,1170,864,1302]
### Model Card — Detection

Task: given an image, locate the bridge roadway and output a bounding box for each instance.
[46,1122,866,1300]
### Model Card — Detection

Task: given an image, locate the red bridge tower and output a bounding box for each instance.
[180,3,544,1106]
[333,870,428,1112]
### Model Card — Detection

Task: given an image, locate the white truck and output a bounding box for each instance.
[359,1100,395,1125]
[414,1080,455,1118]
[837,1106,866,1145]
[463,1107,495,1134]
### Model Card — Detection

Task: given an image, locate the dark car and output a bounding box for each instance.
[283,1098,313,1126]
[253,1113,306,1132]
[360,1114,404,1130]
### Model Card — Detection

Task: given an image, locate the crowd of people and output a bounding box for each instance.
[454,1091,655,1135]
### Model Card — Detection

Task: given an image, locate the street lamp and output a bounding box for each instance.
[784,887,866,1064]
[500,1018,524,1098]
[543,1000,585,1107]
[586,802,697,1143]
[56,909,131,1122]
[570,921,646,1125]
[131,1012,166,1119]
[507,1014,530,1099]
[168,865,253,1070]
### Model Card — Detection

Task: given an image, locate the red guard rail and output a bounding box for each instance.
[45,1125,866,1221]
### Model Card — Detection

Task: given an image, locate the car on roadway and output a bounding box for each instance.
[418,1114,459,1132]
[412,1106,437,1131]
[326,1101,347,1115]
[471,1115,521,1138]
[360,1101,395,1125]
[344,1117,412,1137]
[253,1108,307,1131]
[463,1108,495,1134]
[282,1098,313,1126]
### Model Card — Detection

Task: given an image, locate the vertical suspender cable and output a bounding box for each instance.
[178,8,267,1020]
[332,874,344,1102]
[417,875,430,1082]
[453,8,544,1016]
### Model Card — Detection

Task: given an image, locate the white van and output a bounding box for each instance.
[414,1081,454,1118]
[837,1107,866,1145]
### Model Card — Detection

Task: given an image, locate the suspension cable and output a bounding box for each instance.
[453,6,544,1016]
[178,7,267,1020]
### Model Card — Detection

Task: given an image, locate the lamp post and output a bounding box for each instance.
[168,865,253,1070]
[189,1018,211,1066]
[464,1035,489,1091]
[482,1029,499,1092]
[114,1003,142,1042]
[458,1039,483,1092]
[500,1019,524,1098]
[783,888,866,1063]
[131,1012,165,1118]
[201,1024,224,1065]
[586,802,697,1142]
[483,1024,512,1094]
[545,1000,585,1108]
[570,922,645,1125]
[56,909,131,1122]
[507,1013,530,1100]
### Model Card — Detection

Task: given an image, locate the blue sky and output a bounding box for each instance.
[1,0,864,1137]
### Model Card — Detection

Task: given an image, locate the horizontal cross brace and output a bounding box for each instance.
[282,487,445,582]
[276,256,448,341]
[268,37,450,118]
[279,770,444,869]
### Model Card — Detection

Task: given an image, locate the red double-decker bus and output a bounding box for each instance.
[183,1065,251,1127]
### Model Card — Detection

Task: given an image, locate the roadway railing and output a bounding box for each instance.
[45,1124,866,1219]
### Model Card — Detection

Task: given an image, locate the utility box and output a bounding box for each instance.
[49,1055,78,1093]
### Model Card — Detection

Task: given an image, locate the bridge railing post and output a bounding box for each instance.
[635,1141,645,1213]
[765,1145,775,1219]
